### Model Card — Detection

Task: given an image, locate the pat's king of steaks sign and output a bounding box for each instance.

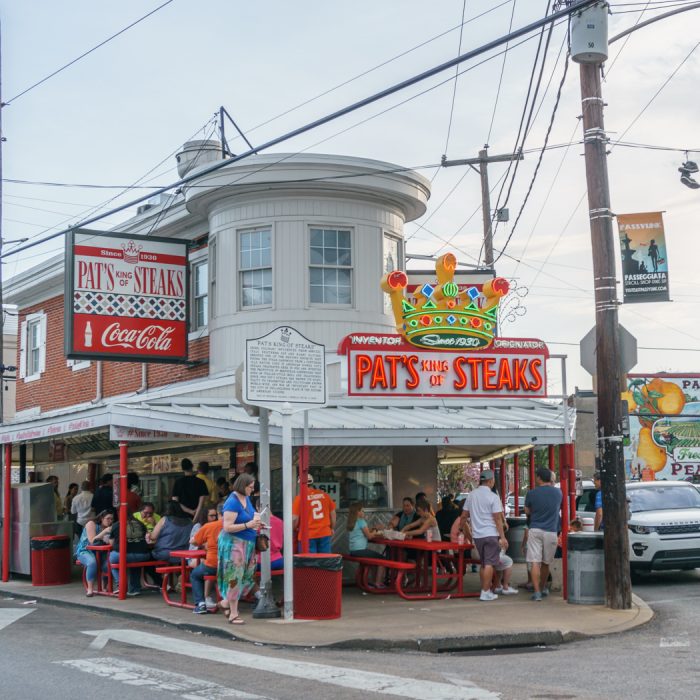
[65,229,189,363]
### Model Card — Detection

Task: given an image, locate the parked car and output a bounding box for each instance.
[505,495,525,517]
[576,481,700,573]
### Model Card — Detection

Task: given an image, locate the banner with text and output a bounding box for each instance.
[618,211,670,303]
[65,229,189,363]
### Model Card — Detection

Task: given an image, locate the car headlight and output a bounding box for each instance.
[628,524,656,534]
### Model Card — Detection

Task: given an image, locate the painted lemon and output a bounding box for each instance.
[637,426,667,472]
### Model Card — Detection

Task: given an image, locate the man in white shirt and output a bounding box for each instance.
[70,481,93,537]
[459,469,508,601]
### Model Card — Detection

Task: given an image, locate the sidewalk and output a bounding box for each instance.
[0,564,653,652]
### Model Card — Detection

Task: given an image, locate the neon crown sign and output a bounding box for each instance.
[381,253,510,350]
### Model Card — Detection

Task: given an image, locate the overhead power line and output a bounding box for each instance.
[1,0,598,261]
[6,1,175,103]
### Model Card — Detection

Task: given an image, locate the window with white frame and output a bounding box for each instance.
[209,239,216,320]
[192,259,208,330]
[309,228,352,305]
[20,312,47,381]
[239,228,272,308]
[383,234,403,313]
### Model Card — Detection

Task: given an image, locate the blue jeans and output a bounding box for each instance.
[109,551,151,592]
[256,557,284,572]
[190,563,217,605]
[77,551,101,583]
[308,536,332,553]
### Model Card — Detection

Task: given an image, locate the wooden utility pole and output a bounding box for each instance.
[579,62,631,610]
[442,148,523,268]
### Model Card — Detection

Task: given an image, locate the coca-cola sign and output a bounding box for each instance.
[65,229,189,363]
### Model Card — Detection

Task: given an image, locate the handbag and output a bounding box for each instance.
[255,533,270,552]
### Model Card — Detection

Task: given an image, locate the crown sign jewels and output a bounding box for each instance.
[121,240,143,264]
[381,253,510,350]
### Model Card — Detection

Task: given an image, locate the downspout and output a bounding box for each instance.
[92,361,103,404]
[136,363,148,394]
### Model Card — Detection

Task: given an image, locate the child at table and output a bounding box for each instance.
[347,502,387,589]
[401,498,442,542]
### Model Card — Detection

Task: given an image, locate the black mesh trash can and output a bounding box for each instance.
[293,553,343,619]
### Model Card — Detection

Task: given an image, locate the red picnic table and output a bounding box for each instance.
[157,549,206,609]
[372,537,477,600]
[85,544,114,596]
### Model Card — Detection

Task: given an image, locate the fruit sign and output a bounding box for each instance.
[623,374,700,481]
[65,229,189,363]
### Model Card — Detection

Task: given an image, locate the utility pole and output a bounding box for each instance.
[573,2,632,609]
[442,148,523,268]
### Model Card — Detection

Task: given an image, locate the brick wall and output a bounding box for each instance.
[16,293,209,414]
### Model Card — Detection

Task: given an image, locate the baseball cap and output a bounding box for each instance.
[480,469,495,481]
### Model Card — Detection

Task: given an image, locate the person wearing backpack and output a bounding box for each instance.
[109,512,151,596]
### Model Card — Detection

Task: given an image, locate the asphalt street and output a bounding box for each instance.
[1,569,698,700]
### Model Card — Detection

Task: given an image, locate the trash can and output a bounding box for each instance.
[567,532,604,605]
[506,516,528,563]
[293,553,342,620]
[30,535,71,586]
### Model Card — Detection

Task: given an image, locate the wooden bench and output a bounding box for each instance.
[343,554,416,599]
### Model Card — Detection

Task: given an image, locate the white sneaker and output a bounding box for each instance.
[494,587,503,594]
[500,586,519,595]
[480,590,498,601]
[205,597,218,610]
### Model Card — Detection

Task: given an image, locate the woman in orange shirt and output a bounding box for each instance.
[190,506,223,614]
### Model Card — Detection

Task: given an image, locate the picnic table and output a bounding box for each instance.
[157,549,206,609]
[85,544,113,596]
[372,537,477,600]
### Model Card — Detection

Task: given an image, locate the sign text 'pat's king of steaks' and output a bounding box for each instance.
[65,229,189,363]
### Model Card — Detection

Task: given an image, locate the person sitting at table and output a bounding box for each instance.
[257,513,284,572]
[147,500,194,563]
[401,497,442,541]
[134,502,161,533]
[389,497,419,531]
[436,494,461,541]
[347,502,387,588]
[74,509,114,597]
[109,511,152,596]
[190,505,223,614]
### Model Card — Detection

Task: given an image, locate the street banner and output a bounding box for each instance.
[65,229,189,363]
[617,211,670,303]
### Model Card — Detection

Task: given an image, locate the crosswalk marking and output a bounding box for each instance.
[83,628,500,699]
[58,657,268,699]
[0,607,35,631]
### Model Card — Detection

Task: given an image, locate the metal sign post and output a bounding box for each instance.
[243,326,327,621]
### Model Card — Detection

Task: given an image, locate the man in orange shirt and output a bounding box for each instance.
[292,474,336,553]
[190,506,223,614]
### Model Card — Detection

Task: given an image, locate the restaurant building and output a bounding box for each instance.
[1,145,575,546]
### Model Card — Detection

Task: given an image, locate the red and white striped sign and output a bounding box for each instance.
[65,230,189,363]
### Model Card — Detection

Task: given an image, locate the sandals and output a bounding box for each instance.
[229,615,245,625]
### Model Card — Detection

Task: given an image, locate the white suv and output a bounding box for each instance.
[577,481,700,573]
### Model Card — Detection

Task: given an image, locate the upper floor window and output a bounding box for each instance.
[309,228,352,305]
[20,312,47,382]
[240,228,272,308]
[192,260,208,330]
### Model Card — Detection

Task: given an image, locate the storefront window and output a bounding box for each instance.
[271,464,390,512]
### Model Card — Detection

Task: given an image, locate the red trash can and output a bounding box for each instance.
[293,553,342,620]
[31,535,72,586]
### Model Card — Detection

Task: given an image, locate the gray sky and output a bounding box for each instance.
[3,1,699,392]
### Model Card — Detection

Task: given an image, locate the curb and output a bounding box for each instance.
[0,587,625,653]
